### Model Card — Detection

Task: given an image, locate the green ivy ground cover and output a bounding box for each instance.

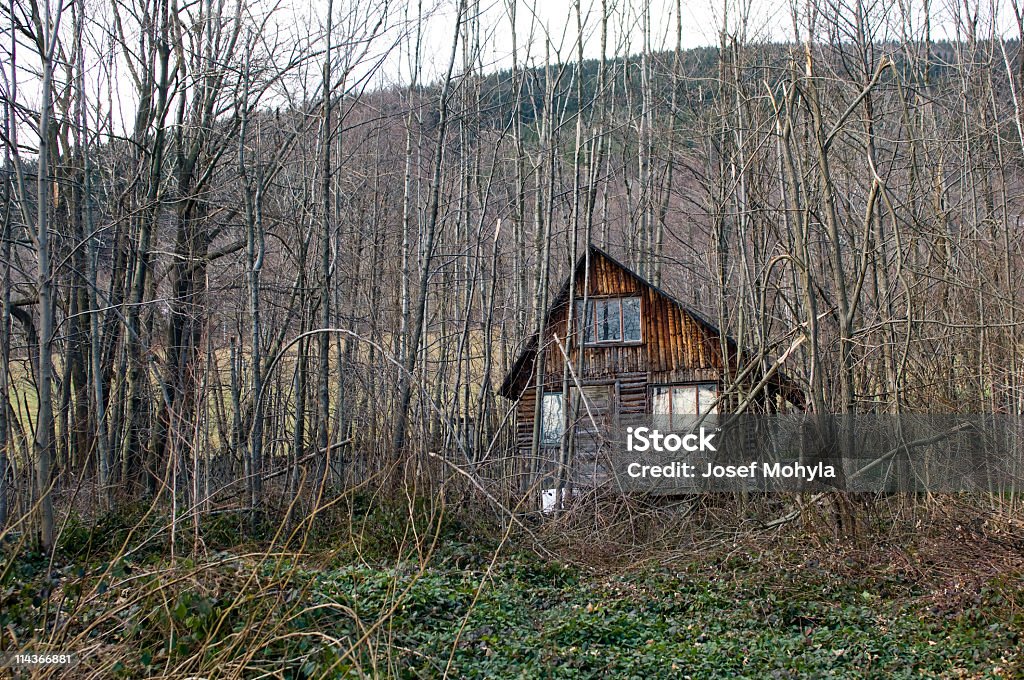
[3,507,1022,678]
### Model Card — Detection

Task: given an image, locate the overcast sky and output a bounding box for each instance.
[0,0,1016,147]
[364,0,1010,86]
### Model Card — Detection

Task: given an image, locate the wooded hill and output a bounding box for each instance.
[2,0,1024,544]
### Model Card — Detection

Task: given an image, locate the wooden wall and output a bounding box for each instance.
[534,250,729,391]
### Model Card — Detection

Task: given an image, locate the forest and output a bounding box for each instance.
[1,0,1024,676]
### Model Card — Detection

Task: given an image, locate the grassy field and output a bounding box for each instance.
[2,499,1022,678]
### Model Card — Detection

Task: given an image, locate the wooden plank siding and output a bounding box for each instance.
[524,249,731,393]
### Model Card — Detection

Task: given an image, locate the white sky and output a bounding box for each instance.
[1,0,1018,147]
[364,0,1012,86]
[373,0,789,87]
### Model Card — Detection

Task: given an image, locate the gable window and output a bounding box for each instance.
[652,383,718,430]
[575,297,641,344]
[540,392,564,446]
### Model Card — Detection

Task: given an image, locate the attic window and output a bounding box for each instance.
[575,297,641,344]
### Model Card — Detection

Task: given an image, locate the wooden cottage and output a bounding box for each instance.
[497,245,804,497]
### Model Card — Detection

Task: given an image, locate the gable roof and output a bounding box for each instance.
[497,244,805,407]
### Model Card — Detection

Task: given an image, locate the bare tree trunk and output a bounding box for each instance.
[317,0,335,487]
[79,23,111,500]
[33,0,59,548]
[0,30,12,527]
[123,2,172,492]
[392,0,466,454]
[527,46,557,509]
[238,51,264,507]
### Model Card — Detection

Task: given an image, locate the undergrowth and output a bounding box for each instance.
[1,494,1022,678]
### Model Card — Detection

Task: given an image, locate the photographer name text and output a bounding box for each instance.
[625,460,836,480]
[624,426,836,480]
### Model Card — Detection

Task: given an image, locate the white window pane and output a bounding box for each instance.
[698,384,718,414]
[651,387,670,430]
[652,388,671,414]
[541,393,564,445]
[673,386,698,415]
[622,298,641,341]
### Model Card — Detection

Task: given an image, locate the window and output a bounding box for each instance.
[575,297,641,344]
[540,392,564,446]
[652,383,718,430]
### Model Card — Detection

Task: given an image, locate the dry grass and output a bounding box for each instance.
[2,485,1023,678]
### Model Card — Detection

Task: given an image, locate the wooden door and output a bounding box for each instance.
[570,384,615,486]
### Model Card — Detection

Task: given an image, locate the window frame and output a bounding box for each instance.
[574,295,643,346]
[539,391,565,448]
[650,382,719,430]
